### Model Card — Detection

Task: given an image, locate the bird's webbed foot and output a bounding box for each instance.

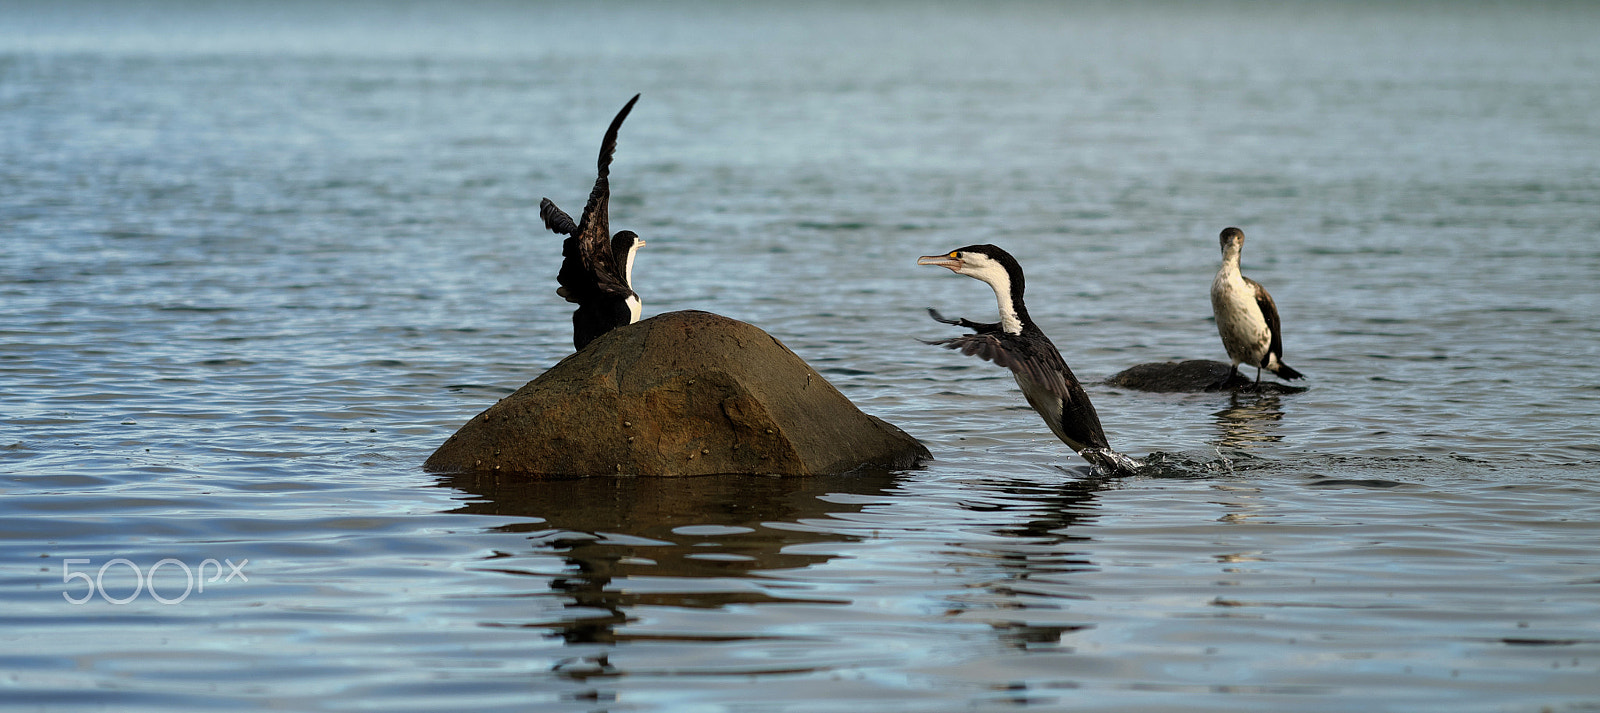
[1079,448,1142,477]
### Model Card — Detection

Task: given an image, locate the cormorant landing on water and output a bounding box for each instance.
[918,245,1139,475]
[1209,227,1304,388]
[539,94,645,351]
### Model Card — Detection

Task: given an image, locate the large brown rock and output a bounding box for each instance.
[425,310,930,476]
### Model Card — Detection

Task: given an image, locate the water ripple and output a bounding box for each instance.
[4,2,1600,710]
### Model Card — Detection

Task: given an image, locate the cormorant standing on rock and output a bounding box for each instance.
[918,244,1140,475]
[1209,227,1303,388]
[539,94,645,351]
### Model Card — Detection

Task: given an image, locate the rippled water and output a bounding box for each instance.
[4,1,1599,710]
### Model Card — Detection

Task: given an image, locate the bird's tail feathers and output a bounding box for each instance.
[1273,363,1304,380]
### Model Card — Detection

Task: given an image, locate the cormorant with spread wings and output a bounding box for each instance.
[539,94,645,351]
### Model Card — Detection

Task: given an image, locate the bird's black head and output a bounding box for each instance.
[916,244,1025,289]
[611,230,645,284]
[917,244,1030,335]
[611,230,643,254]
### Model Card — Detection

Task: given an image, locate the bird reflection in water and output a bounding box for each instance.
[949,475,1108,652]
[1213,392,1286,452]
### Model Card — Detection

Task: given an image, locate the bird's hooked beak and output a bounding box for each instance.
[917,252,963,272]
[636,239,647,248]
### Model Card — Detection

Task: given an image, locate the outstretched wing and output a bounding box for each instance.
[572,94,640,294]
[927,308,1000,334]
[1244,276,1283,368]
[924,331,1109,451]
[539,198,578,236]
[924,332,1071,397]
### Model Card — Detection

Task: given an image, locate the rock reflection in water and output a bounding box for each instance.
[441,470,903,646]
[1213,393,1285,452]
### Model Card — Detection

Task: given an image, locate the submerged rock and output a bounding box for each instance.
[425,310,930,476]
[1104,359,1307,394]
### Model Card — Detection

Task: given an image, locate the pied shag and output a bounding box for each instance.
[539,94,646,351]
[919,244,1139,475]
[1209,227,1303,387]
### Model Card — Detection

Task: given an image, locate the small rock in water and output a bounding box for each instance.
[1104,360,1307,394]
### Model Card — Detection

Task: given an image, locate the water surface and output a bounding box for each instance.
[3,1,1599,710]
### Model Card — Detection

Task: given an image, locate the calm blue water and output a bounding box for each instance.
[3,1,1599,710]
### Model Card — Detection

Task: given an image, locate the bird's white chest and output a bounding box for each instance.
[626,294,642,324]
[1211,271,1269,361]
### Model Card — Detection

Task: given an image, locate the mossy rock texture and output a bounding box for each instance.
[425,310,930,476]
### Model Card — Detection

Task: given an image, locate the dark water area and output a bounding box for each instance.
[3,1,1599,710]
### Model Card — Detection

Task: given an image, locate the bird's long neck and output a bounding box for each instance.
[982,270,1028,335]
[622,243,642,323]
[1217,246,1243,281]
[1222,247,1248,286]
[621,244,639,291]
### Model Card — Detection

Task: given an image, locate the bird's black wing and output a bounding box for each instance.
[540,198,578,236]
[539,198,592,303]
[571,94,640,296]
[1052,365,1112,451]
[927,308,1000,334]
[925,332,1070,398]
[1006,334,1110,451]
[923,331,1110,450]
[1244,276,1284,368]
